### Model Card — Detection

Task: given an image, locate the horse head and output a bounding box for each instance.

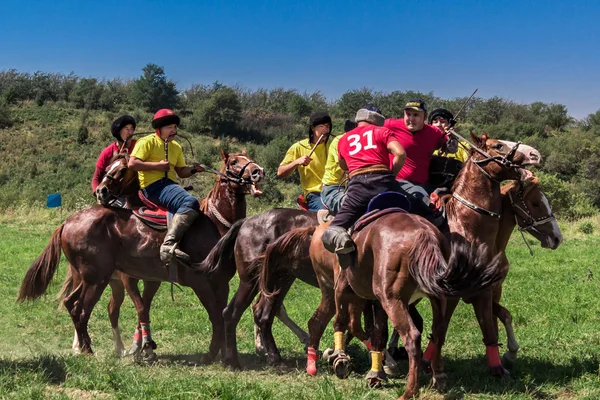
[219,149,264,196]
[505,176,563,250]
[96,154,139,206]
[469,132,537,182]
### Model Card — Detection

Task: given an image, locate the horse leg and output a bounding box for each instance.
[428,296,450,392]
[472,292,509,377]
[387,302,423,361]
[274,303,309,350]
[69,279,111,354]
[330,276,354,380]
[63,280,83,354]
[253,276,295,365]
[190,280,226,365]
[107,277,126,356]
[493,302,519,367]
[222,279,258,369]
[66,265,82,354]
[382,298,422,400]
[422,296,460,374]
[365,301,389,387]
[121,277,143,357]
[305,283,336,376]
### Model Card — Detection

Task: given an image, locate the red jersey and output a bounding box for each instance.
[91,140,136,192]
[338,125,397,173]
[384,119,446,184]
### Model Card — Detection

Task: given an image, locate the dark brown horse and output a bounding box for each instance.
[18,151,264,362]
[197,207,319,369]
[253,174,560,375]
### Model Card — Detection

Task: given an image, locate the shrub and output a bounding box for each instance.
[77,125,89,144]
[578,221,594,234]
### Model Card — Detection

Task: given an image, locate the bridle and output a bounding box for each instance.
[202,157,262,187]
[452,139,525,218]
[508,182,556,233]
[100,158,138,205]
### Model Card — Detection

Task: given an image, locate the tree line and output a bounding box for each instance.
[1,64,600,219]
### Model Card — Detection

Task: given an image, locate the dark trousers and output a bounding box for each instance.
[331,173,399,230]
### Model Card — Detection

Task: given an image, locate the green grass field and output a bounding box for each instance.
[1,208,600,399]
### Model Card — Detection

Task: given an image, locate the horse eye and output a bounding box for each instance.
[493,143,504,150]
[231,159,238,166]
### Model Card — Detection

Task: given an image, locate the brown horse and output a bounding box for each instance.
[18,151,264,362]
[253,175,560,375]
[60,149,264,358]
[260,133,535,399]
[387,175,562,373]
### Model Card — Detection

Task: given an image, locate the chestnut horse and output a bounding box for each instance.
[260,133,535,399]
[59,149,264,359]
[18,151,264,362]
[253,175,560,374]
[387,175,562,374]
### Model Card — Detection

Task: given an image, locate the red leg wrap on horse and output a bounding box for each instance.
[133,329,141,342]
[306,347,318,376]
[423,342,435,361]
[486,345,502,368]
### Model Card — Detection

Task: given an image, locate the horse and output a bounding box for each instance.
[253,174,561,375]
[259,133,536,399]
[386,175,563,374]
[58,149,264,359]
[18,150,264,363]
[197,207,319,369]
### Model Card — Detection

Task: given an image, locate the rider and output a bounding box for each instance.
[278,112,332,212]
[91,115,137,199]
[429,108,469,162]
[128,109,205,263]
[384,99,457,208]
[321,107,381,214]
[321,107,406,263]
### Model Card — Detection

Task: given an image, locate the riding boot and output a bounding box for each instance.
[160,210,199,264]
[322,225,356,269]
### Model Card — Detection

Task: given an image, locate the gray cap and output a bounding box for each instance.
[355,108,385,126]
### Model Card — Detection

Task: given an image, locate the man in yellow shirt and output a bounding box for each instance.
[129,109,204,263]
[429,108,470,188]
[277,112,332,212]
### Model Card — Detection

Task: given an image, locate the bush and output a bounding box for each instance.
[0,99,13,128]
[578,221,594,234]
[77,125,89,144]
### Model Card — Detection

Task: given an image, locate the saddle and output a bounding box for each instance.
[132,191,169,231]
[350,192,411,235]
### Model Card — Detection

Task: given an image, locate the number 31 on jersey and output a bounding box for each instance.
[347,130,377,156]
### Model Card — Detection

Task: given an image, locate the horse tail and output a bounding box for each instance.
[259,226,316,298]
[408,230,504,298]
[200,218,246,275]
[18,224,64,302]
[55,265,75,310]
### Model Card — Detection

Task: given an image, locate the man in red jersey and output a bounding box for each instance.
[384,99,457,208]
[321,107,406,262]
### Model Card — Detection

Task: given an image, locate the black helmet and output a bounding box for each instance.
[111,115,136,142]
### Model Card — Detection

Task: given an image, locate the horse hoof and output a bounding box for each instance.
[322,348,334,362]
[383,350,400,377]
[432,373,448,391]
[502,351,517,368]
[490,365,510,378]
[143,340,157,351]
[421,358,432,375]
[365,370,388,388]
[332,353,351,379]
[306,360,318,376]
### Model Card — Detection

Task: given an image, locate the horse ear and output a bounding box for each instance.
[241,150,248,156]
[220,148,229,161]
[469,130,485,149]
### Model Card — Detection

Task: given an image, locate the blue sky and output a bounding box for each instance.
[1,0,599,119]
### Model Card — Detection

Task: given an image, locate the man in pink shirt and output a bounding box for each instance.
[384,99,457,208]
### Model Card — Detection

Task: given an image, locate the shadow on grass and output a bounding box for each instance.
[0,355,67,384]
[377,353,600,399]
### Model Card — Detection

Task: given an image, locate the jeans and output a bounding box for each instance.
[321,184,346,214]
[397,180,435,207]
[142,178,200,214]
[306,192,325,212]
